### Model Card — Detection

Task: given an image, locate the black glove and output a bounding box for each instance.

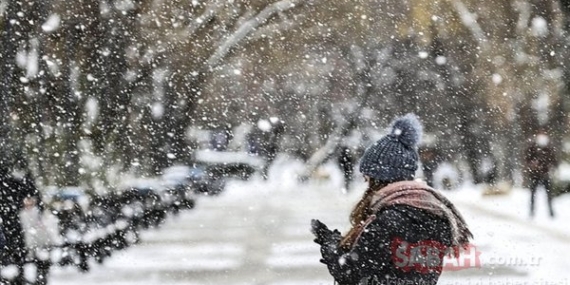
[311,219,328,242]
[311,219,341,244]
[311,219,343,263]
[312,220,346,269]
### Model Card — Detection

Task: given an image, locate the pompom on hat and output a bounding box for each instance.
[359,113,423,182]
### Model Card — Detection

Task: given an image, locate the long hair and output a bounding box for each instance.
[339,179,388,248]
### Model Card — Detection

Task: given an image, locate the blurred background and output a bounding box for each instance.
[2,0,570,284]
[1,0,570,189]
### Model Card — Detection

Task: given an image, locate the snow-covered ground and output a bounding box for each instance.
[441,184,570,284]
[47,157,570,284]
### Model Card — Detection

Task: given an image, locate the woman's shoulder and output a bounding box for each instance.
[375,204,453,243]
[374,204,450,230]
[376,204,424,218]
[370,205,411,229]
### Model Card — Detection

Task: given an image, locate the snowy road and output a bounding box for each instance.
[48,161,570,285]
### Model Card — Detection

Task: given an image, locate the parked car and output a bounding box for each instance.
[161,166,198,210]
[194,150,265,180]
[117,178,170,228]
[162,164,225,196]
[44,187,90,237]
[43,186,91,271]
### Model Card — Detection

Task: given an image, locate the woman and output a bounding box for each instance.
[311,114,473,285]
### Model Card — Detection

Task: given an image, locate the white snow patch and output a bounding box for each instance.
[531,16,548,37]
[16,50,27,68]
[266,254,323,268]
[41,14,61,33]
[435,55,447,65]
[114,0,135,12]
[492,73,503,85]
[271,241,318,254]
[85,97,99,123]
[257,119,272,131]
[194,150,265,168]
[26,39,39,77]
[151,102,164,119]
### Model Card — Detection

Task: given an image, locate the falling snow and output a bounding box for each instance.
[1,0,570,284]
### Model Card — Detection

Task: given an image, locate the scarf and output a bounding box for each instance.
[368,180,473,250]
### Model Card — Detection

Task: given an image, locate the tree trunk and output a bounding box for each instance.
[0,0,22,163]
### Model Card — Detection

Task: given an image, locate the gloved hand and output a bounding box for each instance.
[311,219,341,244]
[311,219,329,242]
[311,219,344,266]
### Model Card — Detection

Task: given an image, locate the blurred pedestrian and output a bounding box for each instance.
[261,117,284,180]
[310,114,473,285]
[479,155,498,186]
[419,144,439,187]
[248,118,284,180]
[0,165,36,285]
[525,130,557,218]
[337,146,354,192]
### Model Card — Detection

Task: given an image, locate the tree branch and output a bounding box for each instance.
[249,14,304,41]
[450,0,488,49]
[206,0,306,68]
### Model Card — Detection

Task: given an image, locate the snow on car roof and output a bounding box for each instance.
[118,177,167,191]
[194,150,265,168]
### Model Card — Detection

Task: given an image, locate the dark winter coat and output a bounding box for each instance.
[315,181,471,285]
[525,143,556,178]
[0,172,37,217]
[0,171,35,265]
[320,205,453,285]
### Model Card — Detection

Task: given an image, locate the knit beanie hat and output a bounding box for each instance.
[359,113,423,182]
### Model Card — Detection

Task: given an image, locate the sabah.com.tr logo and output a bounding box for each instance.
[390,237,541,272]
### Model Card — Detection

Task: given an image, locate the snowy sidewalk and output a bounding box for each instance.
[48,161,352,285]
[47,160,570,285]
[441,184,570,284]
[445,184,570,240]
